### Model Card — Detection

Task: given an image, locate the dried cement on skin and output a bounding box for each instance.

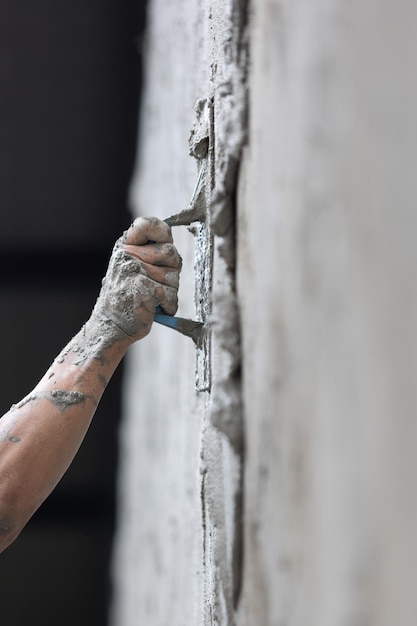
[56,239,176,367]
[49,390,88,411]
[0,391,88,446]
[0,236,176,446]
[90,240,174,341]
[55,317,122,367]
[9,390,88,413]
[91,241,151,339]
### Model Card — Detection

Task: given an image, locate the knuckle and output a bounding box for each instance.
[132,216,148,228]
[164,269,179,287]
[161,244,181,264]
[160,243,174,255]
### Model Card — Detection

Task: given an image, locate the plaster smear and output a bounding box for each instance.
[9,390,88,413]
[199,2,248,621]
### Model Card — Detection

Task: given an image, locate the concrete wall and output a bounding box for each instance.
[112,1,417,625]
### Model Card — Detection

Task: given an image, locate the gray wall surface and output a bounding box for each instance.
[0,3,144,624]
[112,1,417,624]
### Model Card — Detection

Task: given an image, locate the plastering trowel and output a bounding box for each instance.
[153,306,203,345]
[152,165,206,344]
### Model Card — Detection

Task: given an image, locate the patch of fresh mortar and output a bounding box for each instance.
[193,221,213,391]
[185,2,248,621]
[189,98,214,392]
[207,0,249,618]
[208,0,248,452]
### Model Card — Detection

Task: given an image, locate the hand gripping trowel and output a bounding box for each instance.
[152,165,206,345]
[153,306,203,345]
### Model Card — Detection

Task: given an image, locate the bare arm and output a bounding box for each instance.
[0,217,181,552]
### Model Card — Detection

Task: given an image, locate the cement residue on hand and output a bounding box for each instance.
[53,239,166,370]
[91,240,163,340]
[52,235,179,368]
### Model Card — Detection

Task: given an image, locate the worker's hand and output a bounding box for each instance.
[91,217,182,343]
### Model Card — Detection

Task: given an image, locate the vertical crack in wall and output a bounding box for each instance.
[189,0,250,622]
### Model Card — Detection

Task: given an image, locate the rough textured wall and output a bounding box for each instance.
[112,0,417,625]
[110,0,247,624]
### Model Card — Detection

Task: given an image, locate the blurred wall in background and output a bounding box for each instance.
[112,1,417,625]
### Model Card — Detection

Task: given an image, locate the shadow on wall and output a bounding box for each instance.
[0,1,146,624]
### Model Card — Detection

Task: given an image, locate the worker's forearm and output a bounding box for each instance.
[0,316,132,552]
[0,216,182,554]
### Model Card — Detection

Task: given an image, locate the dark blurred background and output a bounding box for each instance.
[0,1,146,623]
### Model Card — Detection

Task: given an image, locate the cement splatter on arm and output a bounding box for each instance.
[0,217,181,554]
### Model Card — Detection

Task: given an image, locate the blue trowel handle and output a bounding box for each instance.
[153,305,204,344]
[154,305,180,330]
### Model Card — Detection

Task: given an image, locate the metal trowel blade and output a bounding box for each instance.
[154,307,204,345]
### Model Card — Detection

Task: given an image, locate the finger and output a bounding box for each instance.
[123,243,182,269]
[138,261,180,289]
[123,216,173,246]
[154,284,179,316]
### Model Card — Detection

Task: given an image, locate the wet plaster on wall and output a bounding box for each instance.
[188,99,214,392]
[194,0,249,623]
